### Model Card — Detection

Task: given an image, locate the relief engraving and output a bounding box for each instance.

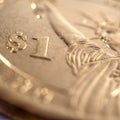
[30,36,51,61]
[78,12,120,54]
[44,2,113,75]
[6,32,28,53]
[5,33,52,61]
[0,53,54,104]
[41,2,120,115]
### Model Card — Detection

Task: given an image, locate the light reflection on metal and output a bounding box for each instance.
[0,0,4,4]
[30,0,45,19]
[111,88,120,97]
[0,53,33,81]
[30,0,59,19]
[36,14,40,19]
[0,0,4,9]
[0,54,12,68]
[31,2,37,10]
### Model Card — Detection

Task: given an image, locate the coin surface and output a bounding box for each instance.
[0,99,45,120]
[0,0,120,120]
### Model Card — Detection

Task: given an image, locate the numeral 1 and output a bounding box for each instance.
[30,36,51,61]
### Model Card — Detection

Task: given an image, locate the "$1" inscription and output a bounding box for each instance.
[6,32,51,61]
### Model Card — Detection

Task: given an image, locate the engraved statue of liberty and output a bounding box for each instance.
[31,0,120,118]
